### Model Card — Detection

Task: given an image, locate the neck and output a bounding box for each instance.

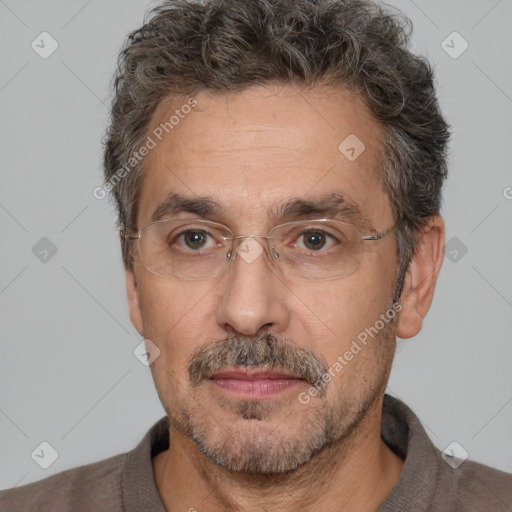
[153,396,404,512]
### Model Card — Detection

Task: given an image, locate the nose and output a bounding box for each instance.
[214,237,290,336]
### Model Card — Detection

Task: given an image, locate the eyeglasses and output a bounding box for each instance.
[123,218,395,281]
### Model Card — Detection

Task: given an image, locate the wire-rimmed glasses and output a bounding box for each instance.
[123,217,395,281]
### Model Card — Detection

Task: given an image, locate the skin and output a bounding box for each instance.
[125,85,445,512]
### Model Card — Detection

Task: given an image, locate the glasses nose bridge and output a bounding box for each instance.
[226,233,277,269]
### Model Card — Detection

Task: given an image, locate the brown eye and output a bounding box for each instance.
[302,231,327,250]
[183,230,209,249]
[296,229,337,252]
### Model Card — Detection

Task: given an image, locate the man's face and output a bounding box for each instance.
[127,85,400,474]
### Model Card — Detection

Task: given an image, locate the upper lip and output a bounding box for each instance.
[209,369,303,380]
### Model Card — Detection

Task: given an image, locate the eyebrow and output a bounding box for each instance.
[268,193,374,230]
[151,193,224,222]
[151,192,374,230]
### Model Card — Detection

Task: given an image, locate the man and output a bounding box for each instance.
[1,0,511,510]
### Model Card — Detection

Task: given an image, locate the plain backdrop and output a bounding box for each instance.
[1,0,511,489]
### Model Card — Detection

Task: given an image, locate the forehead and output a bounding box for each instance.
[138,85,391,229]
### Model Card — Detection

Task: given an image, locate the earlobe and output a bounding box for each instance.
[396,217,445,339]
[125,266,144,335]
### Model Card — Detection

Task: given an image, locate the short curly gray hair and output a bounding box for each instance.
[103,0,450,297]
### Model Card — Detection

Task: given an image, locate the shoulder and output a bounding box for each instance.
[0,453,127,512]
[454,459,512,510]
[381,395,512,511]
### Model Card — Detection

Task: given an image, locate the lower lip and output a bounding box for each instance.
[210,378,304,399]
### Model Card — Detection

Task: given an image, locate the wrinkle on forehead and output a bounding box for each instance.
[139,84,391,230]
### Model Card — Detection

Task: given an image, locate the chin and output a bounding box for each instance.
[176,397,342,475]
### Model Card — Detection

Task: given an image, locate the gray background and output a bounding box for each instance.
[1,0,511,489]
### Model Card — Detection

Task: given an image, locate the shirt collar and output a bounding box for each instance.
[377,394,440,511]
[122,415,169,512]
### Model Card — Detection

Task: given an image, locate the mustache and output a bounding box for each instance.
[188,333,329,388]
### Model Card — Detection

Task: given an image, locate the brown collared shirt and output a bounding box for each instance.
[1,395,511,511]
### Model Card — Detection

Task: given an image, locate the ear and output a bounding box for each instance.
[396,216,445,339]
[125,266,144,335]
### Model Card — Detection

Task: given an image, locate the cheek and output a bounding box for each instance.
[294,255,396,361]
[137,280,216,370]
[301,282,397,405]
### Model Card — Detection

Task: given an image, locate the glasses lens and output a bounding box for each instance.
[139,220,231,279]
[136,219,366,281]
[269,220,362,280]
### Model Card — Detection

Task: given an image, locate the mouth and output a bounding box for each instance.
[208,368,306,399]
